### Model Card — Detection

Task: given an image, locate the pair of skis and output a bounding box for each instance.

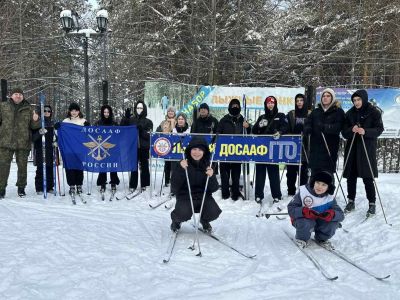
[284,230,390,281]
[163,226,256,263]
[100,189,116,202]
[115,190,142,201]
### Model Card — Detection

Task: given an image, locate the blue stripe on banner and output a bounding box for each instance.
[179,86,214,116]
[150,133,302,164]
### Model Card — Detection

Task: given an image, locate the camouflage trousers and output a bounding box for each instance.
[0,148,30,190]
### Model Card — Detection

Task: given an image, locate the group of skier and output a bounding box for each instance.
[0,87,384,250]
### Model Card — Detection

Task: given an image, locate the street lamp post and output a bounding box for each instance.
[60,9,109,123]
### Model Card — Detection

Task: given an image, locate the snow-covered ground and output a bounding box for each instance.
[0,161,399,300]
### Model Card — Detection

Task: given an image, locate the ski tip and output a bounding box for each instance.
[377,274,391,280]
[330,276,339,281]
[162,259,169,264]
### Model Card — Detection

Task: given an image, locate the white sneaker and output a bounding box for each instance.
[295,239,310,249]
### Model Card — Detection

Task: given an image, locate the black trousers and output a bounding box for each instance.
[129,148,150,189]
[164,161,172,185]
[65,169,84,186]
[171,197,222,223]
[255,164,282,200]
[286,163,309,196]
[220,162,241,199]
[35,165,54,192]
[97,172,120,186]
[347,176,375,203]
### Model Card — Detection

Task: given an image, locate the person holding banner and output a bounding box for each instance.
[252,96,288,205]
[304,88,345,178]
[32,105,55,194]
[341,90,383,215]
[95,105,120,193]
[56,102,89,195]
[121,100,153,192]
[286,94,310,197]
[156,106,177,187]
[191,103,218,134]
[217,98,250,201]
[170,137,221,232]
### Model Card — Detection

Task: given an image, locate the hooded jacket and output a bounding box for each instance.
[217,99,250,135]
[0,98,41,150]
[252,96,289,135]
[120,100,153,149]
[342,89,383,178]
[171,137,219,200]
[32,105,55,165]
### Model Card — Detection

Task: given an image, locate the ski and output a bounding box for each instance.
[126,190,141,200]
[264,212,289,219]
[163,230,179,263]
[192,224,256,259]
[76,193,87,204]
[149,197,171,209]
[284,231,338,281]
[39,92,47,199]
[314,241,390,280]
[115,191,136,201]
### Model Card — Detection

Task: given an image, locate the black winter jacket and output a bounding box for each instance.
[252,110,288,135]
[217,114,250,135]
[120,101,153,149]
[191,114,219,134]
[32,117,55,166]
[304,102,345,172]
[342,92,383,178]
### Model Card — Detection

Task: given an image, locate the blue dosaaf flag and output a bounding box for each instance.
[58,123,138,172]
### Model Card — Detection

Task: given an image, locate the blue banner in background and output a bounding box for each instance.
[58,123,138,172]
[151,133,302,164]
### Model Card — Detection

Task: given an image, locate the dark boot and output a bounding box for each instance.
[0,189,5,199]
[69,186,76,195]
[201,220,212,233]
[100,185,106,193]
[170,221,181,232]
[367,202,376,216]
[76,185,83,194]
[345,199,355,213]
[18,187,26,197]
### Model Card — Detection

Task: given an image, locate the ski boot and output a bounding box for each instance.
[18,187,26,197]
[69,186,76,195]
[367,202,376,217]
[255,197,263,204]
[295,239,309,249]
[76,185,83,195]
[200,220,212,233]
[344,199,355,213]
[100,185,106,193]
[170,221,181,232]
[316,239,334,250]
[0,189,5,199]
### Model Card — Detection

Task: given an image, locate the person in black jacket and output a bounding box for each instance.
[95,105,120,192]
[32,105,55,194]
[286,93,310,197]
[170,137,221,232]
[304,88,345,177]
[216,98,250,200]
[252,96,289,204]
[341,90,384,215]
[191,103,218,134]
[121,100,153,191]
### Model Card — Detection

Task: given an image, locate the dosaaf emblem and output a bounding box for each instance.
[154,137,172,156]
[83,134,116,161]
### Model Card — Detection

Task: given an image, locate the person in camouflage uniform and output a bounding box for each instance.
[0,87,40,198]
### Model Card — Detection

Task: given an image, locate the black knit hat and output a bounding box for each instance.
[11,87,24,95]
[310,171,335,195]
[199,103,209,111]
[68,102,81,111]
[185,136,210,161]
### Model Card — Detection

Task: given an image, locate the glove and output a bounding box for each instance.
[125,108,132,119]
[53,141,58,148]
[83,121,90,126]
[272,131,281,140]
[302,207,319,220]
[259,119,268,128]
[54,122,61,130]
[318,209,335,222]
[39,128,48,135]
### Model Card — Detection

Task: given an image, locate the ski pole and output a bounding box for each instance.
[321,132,347,204]
[191,134,219,255]
[360,135,390,225]
[334,132,356,200]
[61,164,66,196]
[279,164,286,184]
[39,93,47,199]
[159,167,165,197]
